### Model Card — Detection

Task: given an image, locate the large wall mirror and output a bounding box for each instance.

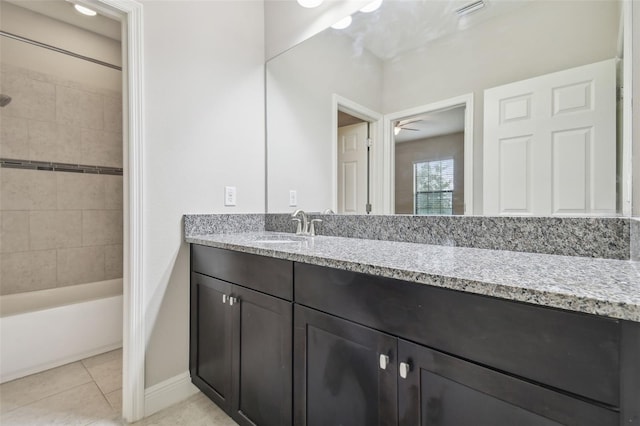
[266,0,633,216]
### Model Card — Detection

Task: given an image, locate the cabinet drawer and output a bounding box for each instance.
[294,263,621,406]
[192,245,293,300]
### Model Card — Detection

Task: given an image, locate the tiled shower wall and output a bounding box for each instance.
[0,64,123,296]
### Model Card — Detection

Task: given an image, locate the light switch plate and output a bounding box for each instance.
[289,190,297,207]
[225,186,237,206]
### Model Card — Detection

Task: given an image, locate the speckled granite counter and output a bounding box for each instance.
[186,232,640,322]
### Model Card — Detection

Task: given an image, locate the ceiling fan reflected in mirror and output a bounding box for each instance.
[394,119,422,135]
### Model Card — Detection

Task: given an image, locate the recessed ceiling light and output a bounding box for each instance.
[297,0,323,8]
[456,0,486,16]
[359,0,383,13]
[74,4,97,16]
[331,15,352,30]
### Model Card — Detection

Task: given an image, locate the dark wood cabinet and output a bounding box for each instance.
[190,245,293,426]
[293,305,397,426]
[190,244,640,426]
[397,339,617,426]
[191,273,232,410]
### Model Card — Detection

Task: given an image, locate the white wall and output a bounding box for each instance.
[141,0,265,387]
[634,0,640,217]
[267,30,382,212]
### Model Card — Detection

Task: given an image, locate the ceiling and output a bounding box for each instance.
[340,0,530,60]
[5,0,121,41]
[395,106,465,143]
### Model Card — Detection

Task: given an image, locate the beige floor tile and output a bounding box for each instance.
[133,393,238,426]
[82,349,122,395]
[0,362,92,414]
[104,388,122,413]
[0,382,115,425]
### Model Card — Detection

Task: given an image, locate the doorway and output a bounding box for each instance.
[332,95,383,214]
[385,94,474,215]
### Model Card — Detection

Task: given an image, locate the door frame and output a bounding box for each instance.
[384,93,474,215]
[78,0,145,422]
[332,94,383,214]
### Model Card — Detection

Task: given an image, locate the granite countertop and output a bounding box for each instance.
[186,232,640,322]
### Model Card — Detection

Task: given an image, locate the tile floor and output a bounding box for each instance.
[0,349,237,425]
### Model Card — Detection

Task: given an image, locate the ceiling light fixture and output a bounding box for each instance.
[455,0,486,16]
[74,4,98,16]
[331,15,352,30]
[360,0,383,13]
[297,0,323,8]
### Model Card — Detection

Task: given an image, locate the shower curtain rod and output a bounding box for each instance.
[0,31,122,71]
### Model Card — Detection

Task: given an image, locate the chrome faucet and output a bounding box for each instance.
[291,209,322,236]
[291,209,308,235]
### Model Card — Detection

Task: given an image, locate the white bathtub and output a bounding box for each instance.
[0,279,123,383]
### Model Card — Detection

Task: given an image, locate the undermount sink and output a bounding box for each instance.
[251,234,308,244]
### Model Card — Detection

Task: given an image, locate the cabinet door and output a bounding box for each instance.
[294,305,398,426]
[190,273,233,411]
[397,339,618,426]
[229,285,292,426]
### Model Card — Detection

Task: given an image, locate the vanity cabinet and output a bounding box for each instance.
[294,263,622,426]
[190,244,639,426]
[190,246,293,426]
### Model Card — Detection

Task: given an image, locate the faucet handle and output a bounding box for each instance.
[291,217,302,234]
[309,218,322,236]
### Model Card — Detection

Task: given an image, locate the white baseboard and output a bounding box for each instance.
[144,371,199,417]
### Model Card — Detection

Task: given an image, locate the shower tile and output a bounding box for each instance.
[82,210,123,246]
[57,172,105,210]
[0,381,116,426]
[56,85,104,130]
[57,246,105,286]
[103,95,122,134]
[26,120,57,161]
[0,168,57,210]
[0,211,29,253]
[54,124,84,164]
[82,349,122,395]
[0,114,28,159]
[0,70,55,122]
[0,250,57,295]
[81,128,123,168]
[27,120,83,164]
[0,362,92,414]
[105,244,123,279]
[104,175,123,210]
[29,210,82,250]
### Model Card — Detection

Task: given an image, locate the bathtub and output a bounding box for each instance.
[0,279,123,383]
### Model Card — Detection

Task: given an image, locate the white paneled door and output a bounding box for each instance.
[483,59,616,216]
[337,123,368,214]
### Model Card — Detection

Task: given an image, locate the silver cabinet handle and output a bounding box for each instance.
[222,294,227,304]
[229,296,237,306]
[379,354,390,370]
[399,362,411,379]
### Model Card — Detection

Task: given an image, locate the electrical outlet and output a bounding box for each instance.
[289,190,297,207]
[225,186,237,206]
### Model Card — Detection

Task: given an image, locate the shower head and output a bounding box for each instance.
[0,94,12,107]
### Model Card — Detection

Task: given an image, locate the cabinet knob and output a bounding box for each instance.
[229,296,238,306]
[222,294,227,304]
[399,361,411,379]
[379,354,390,370]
